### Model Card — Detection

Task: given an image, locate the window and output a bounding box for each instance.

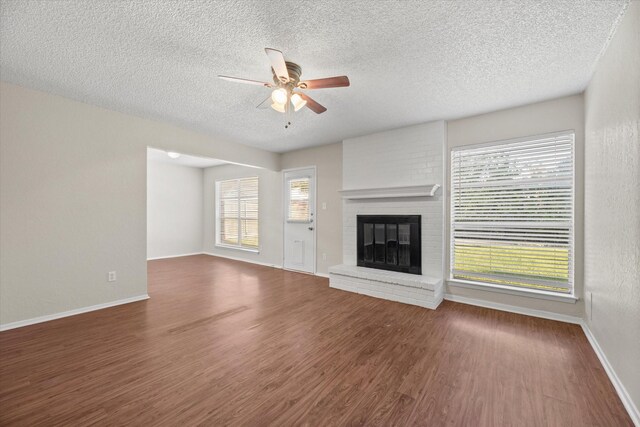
[450,131,574,294]
[287,177,310,222]
[216,177,259,250]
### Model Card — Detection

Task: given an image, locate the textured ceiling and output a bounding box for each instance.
[0,0,628,153]
[147,148,228,168]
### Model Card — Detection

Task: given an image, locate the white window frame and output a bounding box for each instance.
[449,131,577,302]
[286,176,312,223]
[215,176,260,253]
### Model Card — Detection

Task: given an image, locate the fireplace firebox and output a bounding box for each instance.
[357,215,421,275]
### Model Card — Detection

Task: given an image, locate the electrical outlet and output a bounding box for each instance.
[322,202,327,210]
[108,271,117,282]
[322,253,327,261]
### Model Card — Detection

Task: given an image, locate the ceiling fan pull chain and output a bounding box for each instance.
[285,98,292,129]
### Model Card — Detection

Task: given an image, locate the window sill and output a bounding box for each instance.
[447,278,578,303]
[215,244,260,254]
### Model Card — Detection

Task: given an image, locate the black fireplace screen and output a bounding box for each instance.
[357,215,421,275]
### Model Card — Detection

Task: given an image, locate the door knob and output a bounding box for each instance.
[308,226,314,231]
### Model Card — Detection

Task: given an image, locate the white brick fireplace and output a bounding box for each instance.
[329,121,446,309]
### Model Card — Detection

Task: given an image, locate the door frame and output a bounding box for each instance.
[282,166,317,275]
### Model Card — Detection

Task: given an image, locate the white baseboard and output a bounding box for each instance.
[581,322,640,426]
[147,252,203,260]
[0,294,150,332]
[444,293,582,324]
[203,252,282,269]
[155,251,321,276]
[157,252,323,276]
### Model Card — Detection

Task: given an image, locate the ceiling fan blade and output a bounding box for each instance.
[299,76,350,89]
[256,95,271,109]
[219,75,272,87]
[265,48,289,82]
[298,93,327,114]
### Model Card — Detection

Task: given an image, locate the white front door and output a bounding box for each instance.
[283,167,316,274]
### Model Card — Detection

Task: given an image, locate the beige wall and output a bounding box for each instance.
[147,159,203,259]
[281,143,342,275]
[446,94,585,318]
[0,82,278,327]
[203,164,283,267]
[584,1,639,416]
[202,142,342,275]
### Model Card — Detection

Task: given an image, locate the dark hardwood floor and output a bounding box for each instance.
[0,255,632,426]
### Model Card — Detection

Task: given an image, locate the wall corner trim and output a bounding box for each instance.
[147,252,204,261]
[202,252,283,269]
[0,294,150,332]
[580,322,640,426]
[443,293,582,324]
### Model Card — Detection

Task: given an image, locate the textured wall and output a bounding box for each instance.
[342,121,446,279]
[584,1,640,416]
[147,160,203,259]
[446,95,585,318]
[202,164,283,268]
[281,143,343,275]
[0,82,278,327]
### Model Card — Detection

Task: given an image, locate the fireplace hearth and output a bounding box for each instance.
[357,215,421,275]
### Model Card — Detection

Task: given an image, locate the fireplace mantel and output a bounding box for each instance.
[339,184,440,200]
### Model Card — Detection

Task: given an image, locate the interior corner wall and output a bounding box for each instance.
[584,1,640,417]
[203,164,283,267]
[446,94,585,318]
[147,160,204,259]
[0,82,279,327]
[280,142,343,275]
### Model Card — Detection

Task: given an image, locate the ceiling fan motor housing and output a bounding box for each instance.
[273,62,303,87]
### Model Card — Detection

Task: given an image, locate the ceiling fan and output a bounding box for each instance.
[219,48,350,120]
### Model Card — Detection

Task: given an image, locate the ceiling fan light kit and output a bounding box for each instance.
[290,93,307,111]
[271,101,286,113]
[219,48,350,128]
[271,87,288,105]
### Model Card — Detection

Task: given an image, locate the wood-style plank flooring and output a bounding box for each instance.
[0,255,632,426]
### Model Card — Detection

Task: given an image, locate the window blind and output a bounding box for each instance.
[287,177,310,222]
[217,177,259,249]
[450,132,574,294]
